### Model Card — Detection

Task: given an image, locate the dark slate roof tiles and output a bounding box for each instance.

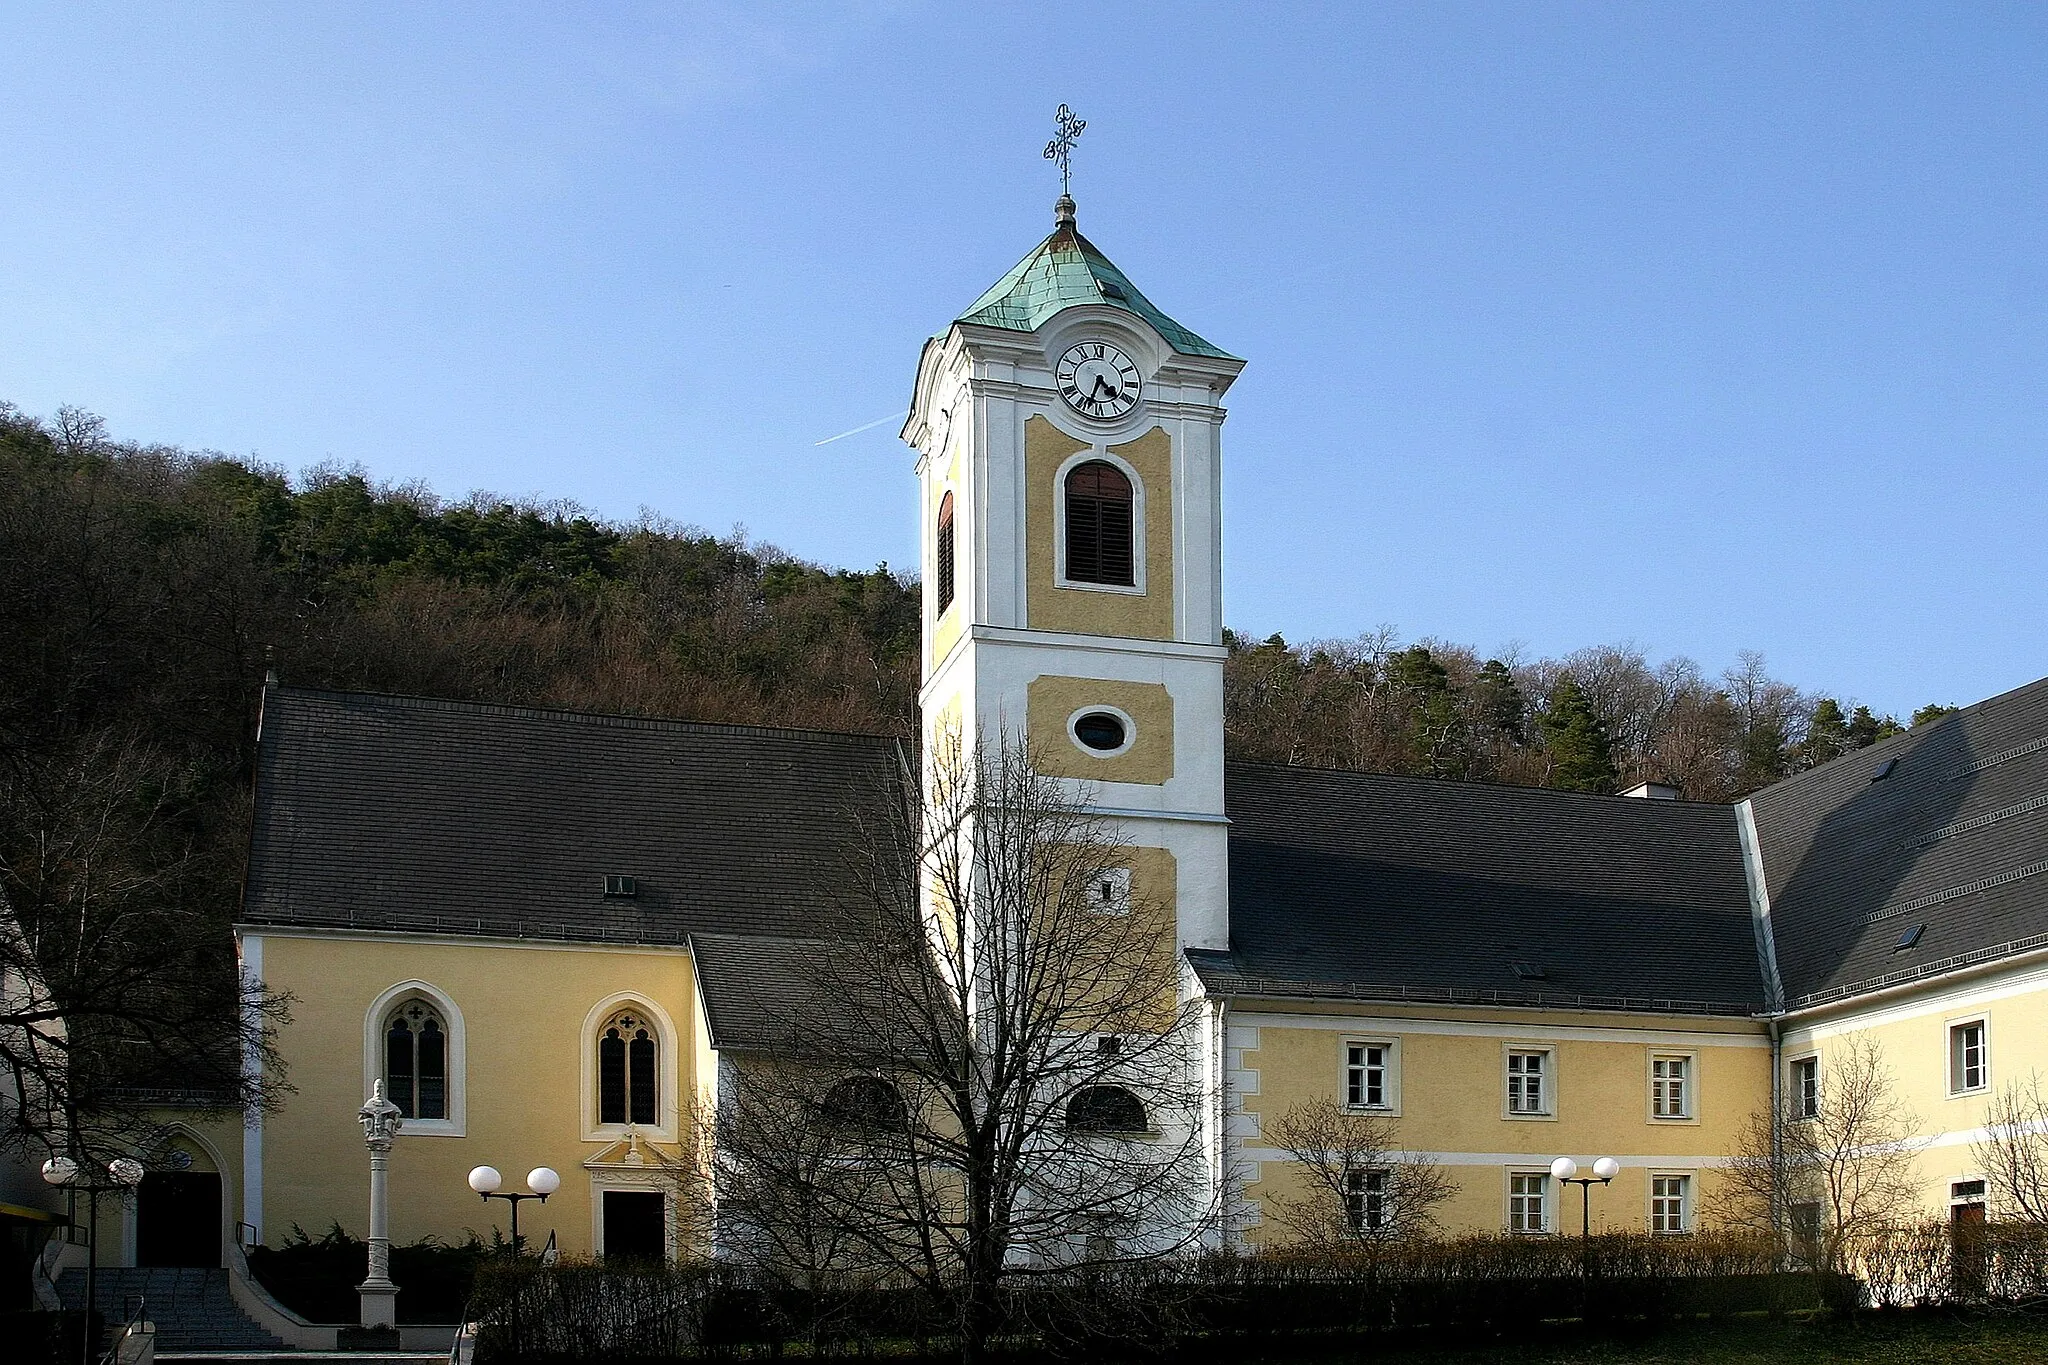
[1215,763,1766,1015]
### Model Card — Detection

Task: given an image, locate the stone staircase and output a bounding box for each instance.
[57,1266,292,1354]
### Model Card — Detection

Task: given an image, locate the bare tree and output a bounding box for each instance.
[1976,1074,2048,1226]
[1716,1036,1925,1274]
[713,728,1212,1361]
[1265,1096,1454,1248]
[0,727,289,1167]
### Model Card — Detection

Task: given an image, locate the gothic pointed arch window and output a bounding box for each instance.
[384,999,448,1120]
[1063,461,1135,586]
[598,1008,659,1127]
[936,491,956,614]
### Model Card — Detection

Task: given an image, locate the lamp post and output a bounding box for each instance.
[357,1080,404,1330]
[467,1165,560,1255]
[1549,1156,1621,1243]
[43,1154,145,1365]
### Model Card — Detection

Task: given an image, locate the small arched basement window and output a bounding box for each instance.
[1065,1084,1147,1135]
[1063,461,1135,587]
[384,1000,447,1120]
[936,491,956,614]
[599,1009,659,1127]
[823,1076,908,1132]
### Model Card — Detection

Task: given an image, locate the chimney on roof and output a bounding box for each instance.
[1620,780,1680,800]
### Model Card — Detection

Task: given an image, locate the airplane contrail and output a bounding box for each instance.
[813,410,908,446]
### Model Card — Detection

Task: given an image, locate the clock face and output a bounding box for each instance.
[1055,341,1142,420]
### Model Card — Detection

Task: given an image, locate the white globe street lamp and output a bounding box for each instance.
[1551,1155,1619,1241]
[468,1164,558,1254]
[43,1155,148,1365]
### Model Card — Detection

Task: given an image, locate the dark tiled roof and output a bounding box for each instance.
[690,932,831,1051]
[243,689,908,945]
[1210,764,1767,1016]
[1748,676,2048,1009]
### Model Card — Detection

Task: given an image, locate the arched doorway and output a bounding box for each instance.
[137,1133,222,1268]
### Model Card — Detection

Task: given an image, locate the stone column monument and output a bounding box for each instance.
[356,1080,404,1329]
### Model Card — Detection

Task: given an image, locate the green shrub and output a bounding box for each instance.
[247,1222,495,1324]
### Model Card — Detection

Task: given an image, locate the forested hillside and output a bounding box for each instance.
[1,400,1946,842]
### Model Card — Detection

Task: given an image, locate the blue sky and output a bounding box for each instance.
[4,3,2043,718]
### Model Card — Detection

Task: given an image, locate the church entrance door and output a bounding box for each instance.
[601,1191,664,1263]
[137,1172,222,1267]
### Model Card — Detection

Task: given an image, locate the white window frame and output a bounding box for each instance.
[1066,705,1138,760]
[580,993,682,1142]
[362,980,466,1137]
[1342,1037,1400,1114]
[1788,1053,1820,1121]
[1051,449,1148,596]
[1507,1170,1550,1234]
[1648,1051,1697,1122]
[591,1176,674,1263]
[1948,1016,1990,1097]
[1649,1172,1691,1235]
[1503,1046,1555,1120]
[1344,1167,1391,1234]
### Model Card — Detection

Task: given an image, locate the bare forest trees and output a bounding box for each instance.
[708,731,1211,1361]
[1717,1037,1926,1273]
[0,728,288,1164]
[1266,1097,1453,1248]
[1975,1075,2048,1226]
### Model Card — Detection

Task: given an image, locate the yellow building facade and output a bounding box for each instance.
[72,194,2043,1295]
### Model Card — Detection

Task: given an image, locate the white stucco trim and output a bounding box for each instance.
[363,980,468,1137]
[1227,1010,1770,1047]
[1786,953,2048,1041]
[1051,448,1148,596]
[580,992,683,1143]
[238,933,264,1243]
[1237,1146,1739,1169]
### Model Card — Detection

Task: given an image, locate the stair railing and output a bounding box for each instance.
[99,1293,147,1365]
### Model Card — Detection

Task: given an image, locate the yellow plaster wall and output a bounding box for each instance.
[1026,676,1174,785]
[1784,972,2048,1215]
[1236,1010,1770,1243]
[257,933,700,1256]
[1023,417,1175,641]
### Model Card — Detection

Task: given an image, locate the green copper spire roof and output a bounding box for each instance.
[956,200,1237,361]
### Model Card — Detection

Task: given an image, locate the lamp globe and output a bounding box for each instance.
[468,1165,503,1194]
[527,1167,561,1196]
[108,1158,145,1188]
[1592,1157,1621,1181]
[41,1157,79,1186]
[1549,1157,1578,1181]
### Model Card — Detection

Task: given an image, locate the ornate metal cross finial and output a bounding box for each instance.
[1043,104,1086,197]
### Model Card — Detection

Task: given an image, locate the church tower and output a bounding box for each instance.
[902,189,1243,957]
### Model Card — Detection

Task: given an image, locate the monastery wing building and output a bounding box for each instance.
[103,200,2048,1268]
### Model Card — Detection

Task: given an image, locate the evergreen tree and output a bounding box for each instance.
[1471,659,1528,745]
[1848,705,1904,748]
[1541,676,1619,794]
[1799,698,1853,769]
[1912,703,1960,728]
[1387,646,1468,778]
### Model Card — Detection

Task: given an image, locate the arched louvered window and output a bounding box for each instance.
[935,491,956,614]
[1065,1084,1147,1134]
[598,1009,659,1126]
[1063,461,1135,586]
[384,1000,447,1120]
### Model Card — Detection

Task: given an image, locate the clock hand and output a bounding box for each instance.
[1091,374,1118,399]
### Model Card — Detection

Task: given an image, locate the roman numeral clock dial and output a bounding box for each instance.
[1055,341,1142,420]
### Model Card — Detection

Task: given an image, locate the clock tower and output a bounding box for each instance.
[902,192,1244,958]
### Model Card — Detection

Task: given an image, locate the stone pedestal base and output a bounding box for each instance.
[356,1282,399,1330]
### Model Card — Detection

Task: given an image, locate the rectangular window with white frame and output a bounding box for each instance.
[1650,1053,1693,1120]
[1086,866,1131,916]
[1344,1168,1390,1233]
[1508,1171,1550,1233]
[1505,1048,1552,1117]
[1949,1019,1988,1096]
[1789,1055,1819,1120]
[1344,1039,1397,1112]
[1650,1173,1691,1234]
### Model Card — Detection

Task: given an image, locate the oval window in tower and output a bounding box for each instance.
[1070,708,1132,756]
